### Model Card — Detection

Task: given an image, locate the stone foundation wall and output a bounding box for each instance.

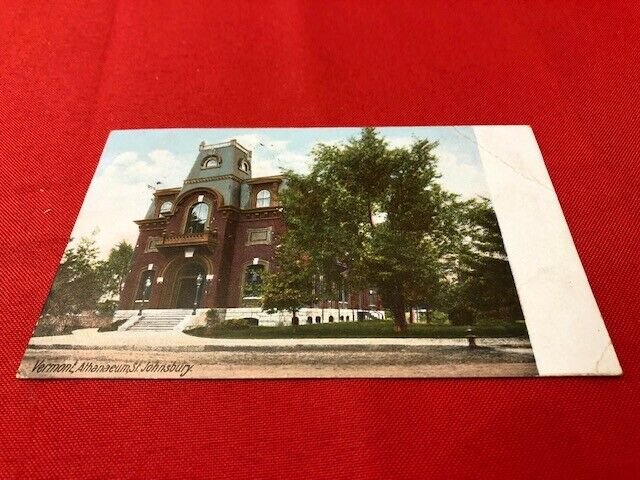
[114,308,386,330]
[206,307,385,327]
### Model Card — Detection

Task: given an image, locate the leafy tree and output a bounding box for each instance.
[453,199,523,322]
[268,128,464,331]
[42,238,134,317]
[262,241,315,319]
[100,240,134,298]
[43,237,105,316]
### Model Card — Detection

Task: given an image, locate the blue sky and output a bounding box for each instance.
[75,127,489,256]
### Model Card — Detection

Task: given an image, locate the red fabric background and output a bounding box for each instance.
[1,1,638,478]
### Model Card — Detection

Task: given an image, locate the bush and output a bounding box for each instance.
[96,300,118,317]
[475,317,509,327]
[430,310,449,325]
[206,309,223,327]
[97,319,127,332]
[448,306,475,326]
[33,312,112,337]
[223,318,254,330]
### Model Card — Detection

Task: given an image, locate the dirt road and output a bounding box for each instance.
[19,344,537,378]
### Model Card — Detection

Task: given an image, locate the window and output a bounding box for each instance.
[239,158,250,173]
[135,270,155,300]
[187,202,209,233]
[243,264,265,298]
[256,189,271,208]
[203,156,220,168]
[159,201,173,215]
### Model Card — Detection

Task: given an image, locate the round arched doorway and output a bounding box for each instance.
[174,262,206,309]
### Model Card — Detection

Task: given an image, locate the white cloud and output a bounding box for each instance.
[271,151,311,174]
[435,149,490,199]
[316,138,345,147]
[234,134,309,176]
[386,136,415,149]
[71,149,189,258]
[233,134,290,154]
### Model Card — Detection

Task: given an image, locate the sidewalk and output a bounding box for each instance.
[26,328,532,352]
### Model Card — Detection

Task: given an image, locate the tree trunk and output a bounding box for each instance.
[391,302,408,332]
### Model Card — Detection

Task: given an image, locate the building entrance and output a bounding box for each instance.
[175,262,205,309]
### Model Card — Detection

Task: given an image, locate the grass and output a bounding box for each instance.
[186,320,529,339]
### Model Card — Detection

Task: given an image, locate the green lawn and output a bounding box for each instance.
[186,320,529,339]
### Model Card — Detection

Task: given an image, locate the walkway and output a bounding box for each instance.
[26,327,532,351]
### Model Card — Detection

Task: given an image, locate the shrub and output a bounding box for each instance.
[96,300,118,317]
[33,312,112,337]
[448,306,475,326]
[475,317,509,327]
[97,319,127,332]
[223,318,253,330]
[206,309,223,327]
[430,310,449,325]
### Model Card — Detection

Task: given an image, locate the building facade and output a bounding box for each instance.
[119,140,382,324]
[119,140,286,312]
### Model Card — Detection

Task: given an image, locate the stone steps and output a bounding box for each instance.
[127,309,192,332]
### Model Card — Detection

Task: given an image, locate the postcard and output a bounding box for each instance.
[18,126,621,378]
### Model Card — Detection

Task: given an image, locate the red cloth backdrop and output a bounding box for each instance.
[1,1,638,478]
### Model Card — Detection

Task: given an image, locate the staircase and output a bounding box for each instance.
[126,309,192,332]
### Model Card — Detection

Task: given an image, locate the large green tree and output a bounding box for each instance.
[268,128,464,331]
[262,241,315,318]
[43,237,106,316]
[101,240,134,299]
[43,238,133,317]
[451,199,523,322]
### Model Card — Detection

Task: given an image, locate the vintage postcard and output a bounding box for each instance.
[18,127,621,378]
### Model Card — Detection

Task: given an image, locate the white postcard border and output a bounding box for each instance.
[473,126,621,376]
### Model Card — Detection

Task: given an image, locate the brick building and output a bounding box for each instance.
[117,140,383,329]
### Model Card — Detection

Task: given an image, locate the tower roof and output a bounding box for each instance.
[185,139,252,183]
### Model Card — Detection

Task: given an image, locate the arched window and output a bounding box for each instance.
[306,316,313,324]
[203,156,220,168]
[187,202,209,233]
[243,264,265,298]
[239,158,250,173]
[328,316,334,323]
[136,270,155,300]
[315,316,321,323]
[256,189,271,208]
[159,201,173,215]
